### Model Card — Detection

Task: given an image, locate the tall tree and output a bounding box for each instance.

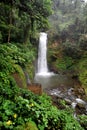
[18,0,52,44]
[0,0,52,44]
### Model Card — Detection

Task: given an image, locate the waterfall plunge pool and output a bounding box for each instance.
[35,32,74,90]
[34,73,74,90]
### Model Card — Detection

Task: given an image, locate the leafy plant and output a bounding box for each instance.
[0,43,85,130]
[77,115,87,130]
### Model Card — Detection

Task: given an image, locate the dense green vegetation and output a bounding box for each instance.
[0,83,85,130]
[0,44,86,130]
[0,0,87,129]
[48,0,87,94]
[0,0,52,44]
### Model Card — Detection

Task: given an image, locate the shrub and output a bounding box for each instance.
[78,56,87,94]
[55,56,73,71]
[78,115,87,130]
[0,43,85,130]
[24,121,38,130]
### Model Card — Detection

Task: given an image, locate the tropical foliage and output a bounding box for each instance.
[0,0,87,129]
[0,85,84,130]
[48,0,87,94]
[0,0,52,43]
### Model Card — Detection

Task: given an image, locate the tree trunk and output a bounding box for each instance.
[8,8,12,43]
[24,17,34,45]
[24,23,31,45]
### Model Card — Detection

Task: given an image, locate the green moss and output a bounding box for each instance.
[25,121,38,130]
[79,70,87,94]
[78,57,87,94]
[13,121,38,130]
[13,64,27,89]
[55,56,73,71]
[25,64,34,81]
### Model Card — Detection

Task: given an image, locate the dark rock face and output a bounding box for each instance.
[28,83,42,95]
[74,86,86,100]
[13,72,27,89]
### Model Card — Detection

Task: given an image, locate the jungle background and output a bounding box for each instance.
[0,0,87,130]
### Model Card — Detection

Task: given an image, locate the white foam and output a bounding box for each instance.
[36,72,55,77]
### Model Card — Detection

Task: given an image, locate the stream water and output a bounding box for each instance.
[34,74,87,116]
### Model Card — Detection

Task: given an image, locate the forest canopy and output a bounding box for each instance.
[0,0,87,130]
[0,0,52,44]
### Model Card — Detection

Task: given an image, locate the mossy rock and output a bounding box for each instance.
[78,57,87,95]
[13,64,27,89]
[25,64,35,81]
[24,121,38,130]
[13,121,38,130]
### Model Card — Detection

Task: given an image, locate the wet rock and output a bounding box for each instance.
[57,94,64,99]
[74,86,86,99]
[68,88,74,95]
[72,98,87,115]
[47,88,62,97]
[75,104,86,115]
[76,98,86,106]
[71,102,77,109]
[76,98,86,114]
[45,86,87,115]
[64,98,72,105]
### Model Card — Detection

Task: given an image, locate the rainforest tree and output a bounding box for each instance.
[0,0,52,44]
[48,0,87,94]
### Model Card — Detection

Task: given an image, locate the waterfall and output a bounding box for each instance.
[37,32,48,74]
[35,32,54,77]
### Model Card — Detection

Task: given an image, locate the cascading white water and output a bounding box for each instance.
[37,32,48,74]
[35,32,54,77]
